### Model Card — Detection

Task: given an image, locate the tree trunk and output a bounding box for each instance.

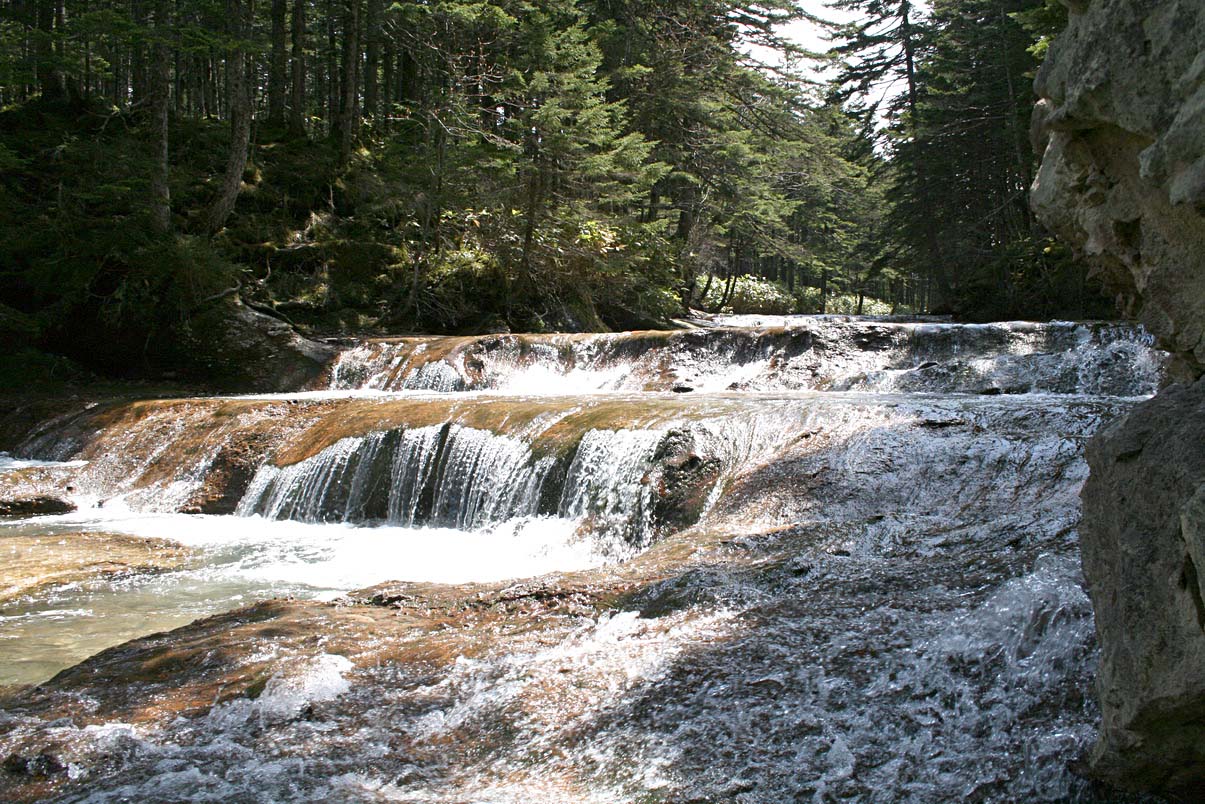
[698,271,714,309]
[131,0,148,105]
[36,0,62,100]
[520,164,541,277]
[336,0,361,164]
[381,31,394,130]
[900,2,952,310]
[326,0,337,131]
[83,0,92,99]
[288,0,306,135]
[148,0,172,233]
[363,0,381,123]
[267,0,288,126]
[205,0,252,233]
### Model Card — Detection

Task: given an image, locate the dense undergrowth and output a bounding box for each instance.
[0,99,897,388]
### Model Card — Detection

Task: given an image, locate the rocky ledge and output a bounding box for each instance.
[1031,0,1204,383]
[1032,0,1205,795]
[1081,378,1205,795]
[1,531,191,606]
[0,497,75,518]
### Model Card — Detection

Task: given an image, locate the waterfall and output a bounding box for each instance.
[0,315,1177,802]
[320,319,1164,397]
[236,423,686,551]
[557,428,666,552]
[238,425,552,530]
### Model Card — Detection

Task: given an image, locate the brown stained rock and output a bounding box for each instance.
[0,531,191,604]
[11,394,750,518]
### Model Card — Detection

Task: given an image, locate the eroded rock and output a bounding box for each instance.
[0,531,191,604]
[0,497,75,518]
[1031,0,1205,382]
[182,299,337,392]
[1080,378,1205,796]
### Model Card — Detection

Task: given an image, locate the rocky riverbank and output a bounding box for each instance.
[1032,0,1205,795]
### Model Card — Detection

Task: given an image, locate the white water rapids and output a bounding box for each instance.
[0,316,1169,802]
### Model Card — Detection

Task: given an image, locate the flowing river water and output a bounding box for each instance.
[0,317,1166,801]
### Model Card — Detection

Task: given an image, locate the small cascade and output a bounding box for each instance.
[558,429,666,553]
[238,426,553,530]
[236,423,687,551]
[0,314,1178,802]
[320,319,1165,396]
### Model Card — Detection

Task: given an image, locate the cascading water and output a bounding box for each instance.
[0,317,1168,803]
[236,423,677,553]
[236,426,552,528]
[321,318,1164,397]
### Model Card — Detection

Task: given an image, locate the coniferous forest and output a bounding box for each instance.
[0,0,1110,383]
[2,2,1202,797]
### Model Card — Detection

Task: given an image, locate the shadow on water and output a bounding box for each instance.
[0,322,1172,802]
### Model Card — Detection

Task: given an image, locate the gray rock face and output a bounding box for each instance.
[1080,378,1205,796]
[185,299,337,392]
[1032,0,1205,794]
[1031,0,1205,382]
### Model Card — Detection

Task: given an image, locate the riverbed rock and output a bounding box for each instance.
[1031,0,1205,383]
[1080,378,1205,796]
[0,531,191,604]
[648,430,723,538]
[0,497,75,518]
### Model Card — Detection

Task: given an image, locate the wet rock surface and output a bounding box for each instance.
[0,318,1172,801]
[1080,378,1205,796]
[324,319,1163,396]
[0,531,190,605]
[184,299,338,393]
[0,391,1143,802]
[1032,0,1205,793]
[0,497,75,518]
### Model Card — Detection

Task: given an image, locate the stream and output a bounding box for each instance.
[0,317,1165,801]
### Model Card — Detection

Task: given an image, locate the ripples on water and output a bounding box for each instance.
[0,318,1168,801]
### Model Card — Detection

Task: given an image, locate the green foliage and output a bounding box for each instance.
[0,0,1116,386]
[827,0,1108,320]
[702,276,796,315]
[1011,0,1068,64]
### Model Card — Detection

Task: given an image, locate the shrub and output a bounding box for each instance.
[702,276,796,315]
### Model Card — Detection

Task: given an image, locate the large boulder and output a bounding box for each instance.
[182,299,337,393]
[1031,0,1205,795]
[1031,0,1205,382]
[1080,379,1205,796]
[0,495,76,518]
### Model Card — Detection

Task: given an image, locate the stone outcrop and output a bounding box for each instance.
[1031,0,1205,795]
[183,299,337,392]
[0,496,75,518]
[1080,379,1205,796]
[1031,0,1205,383]
[1,531,190,605]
